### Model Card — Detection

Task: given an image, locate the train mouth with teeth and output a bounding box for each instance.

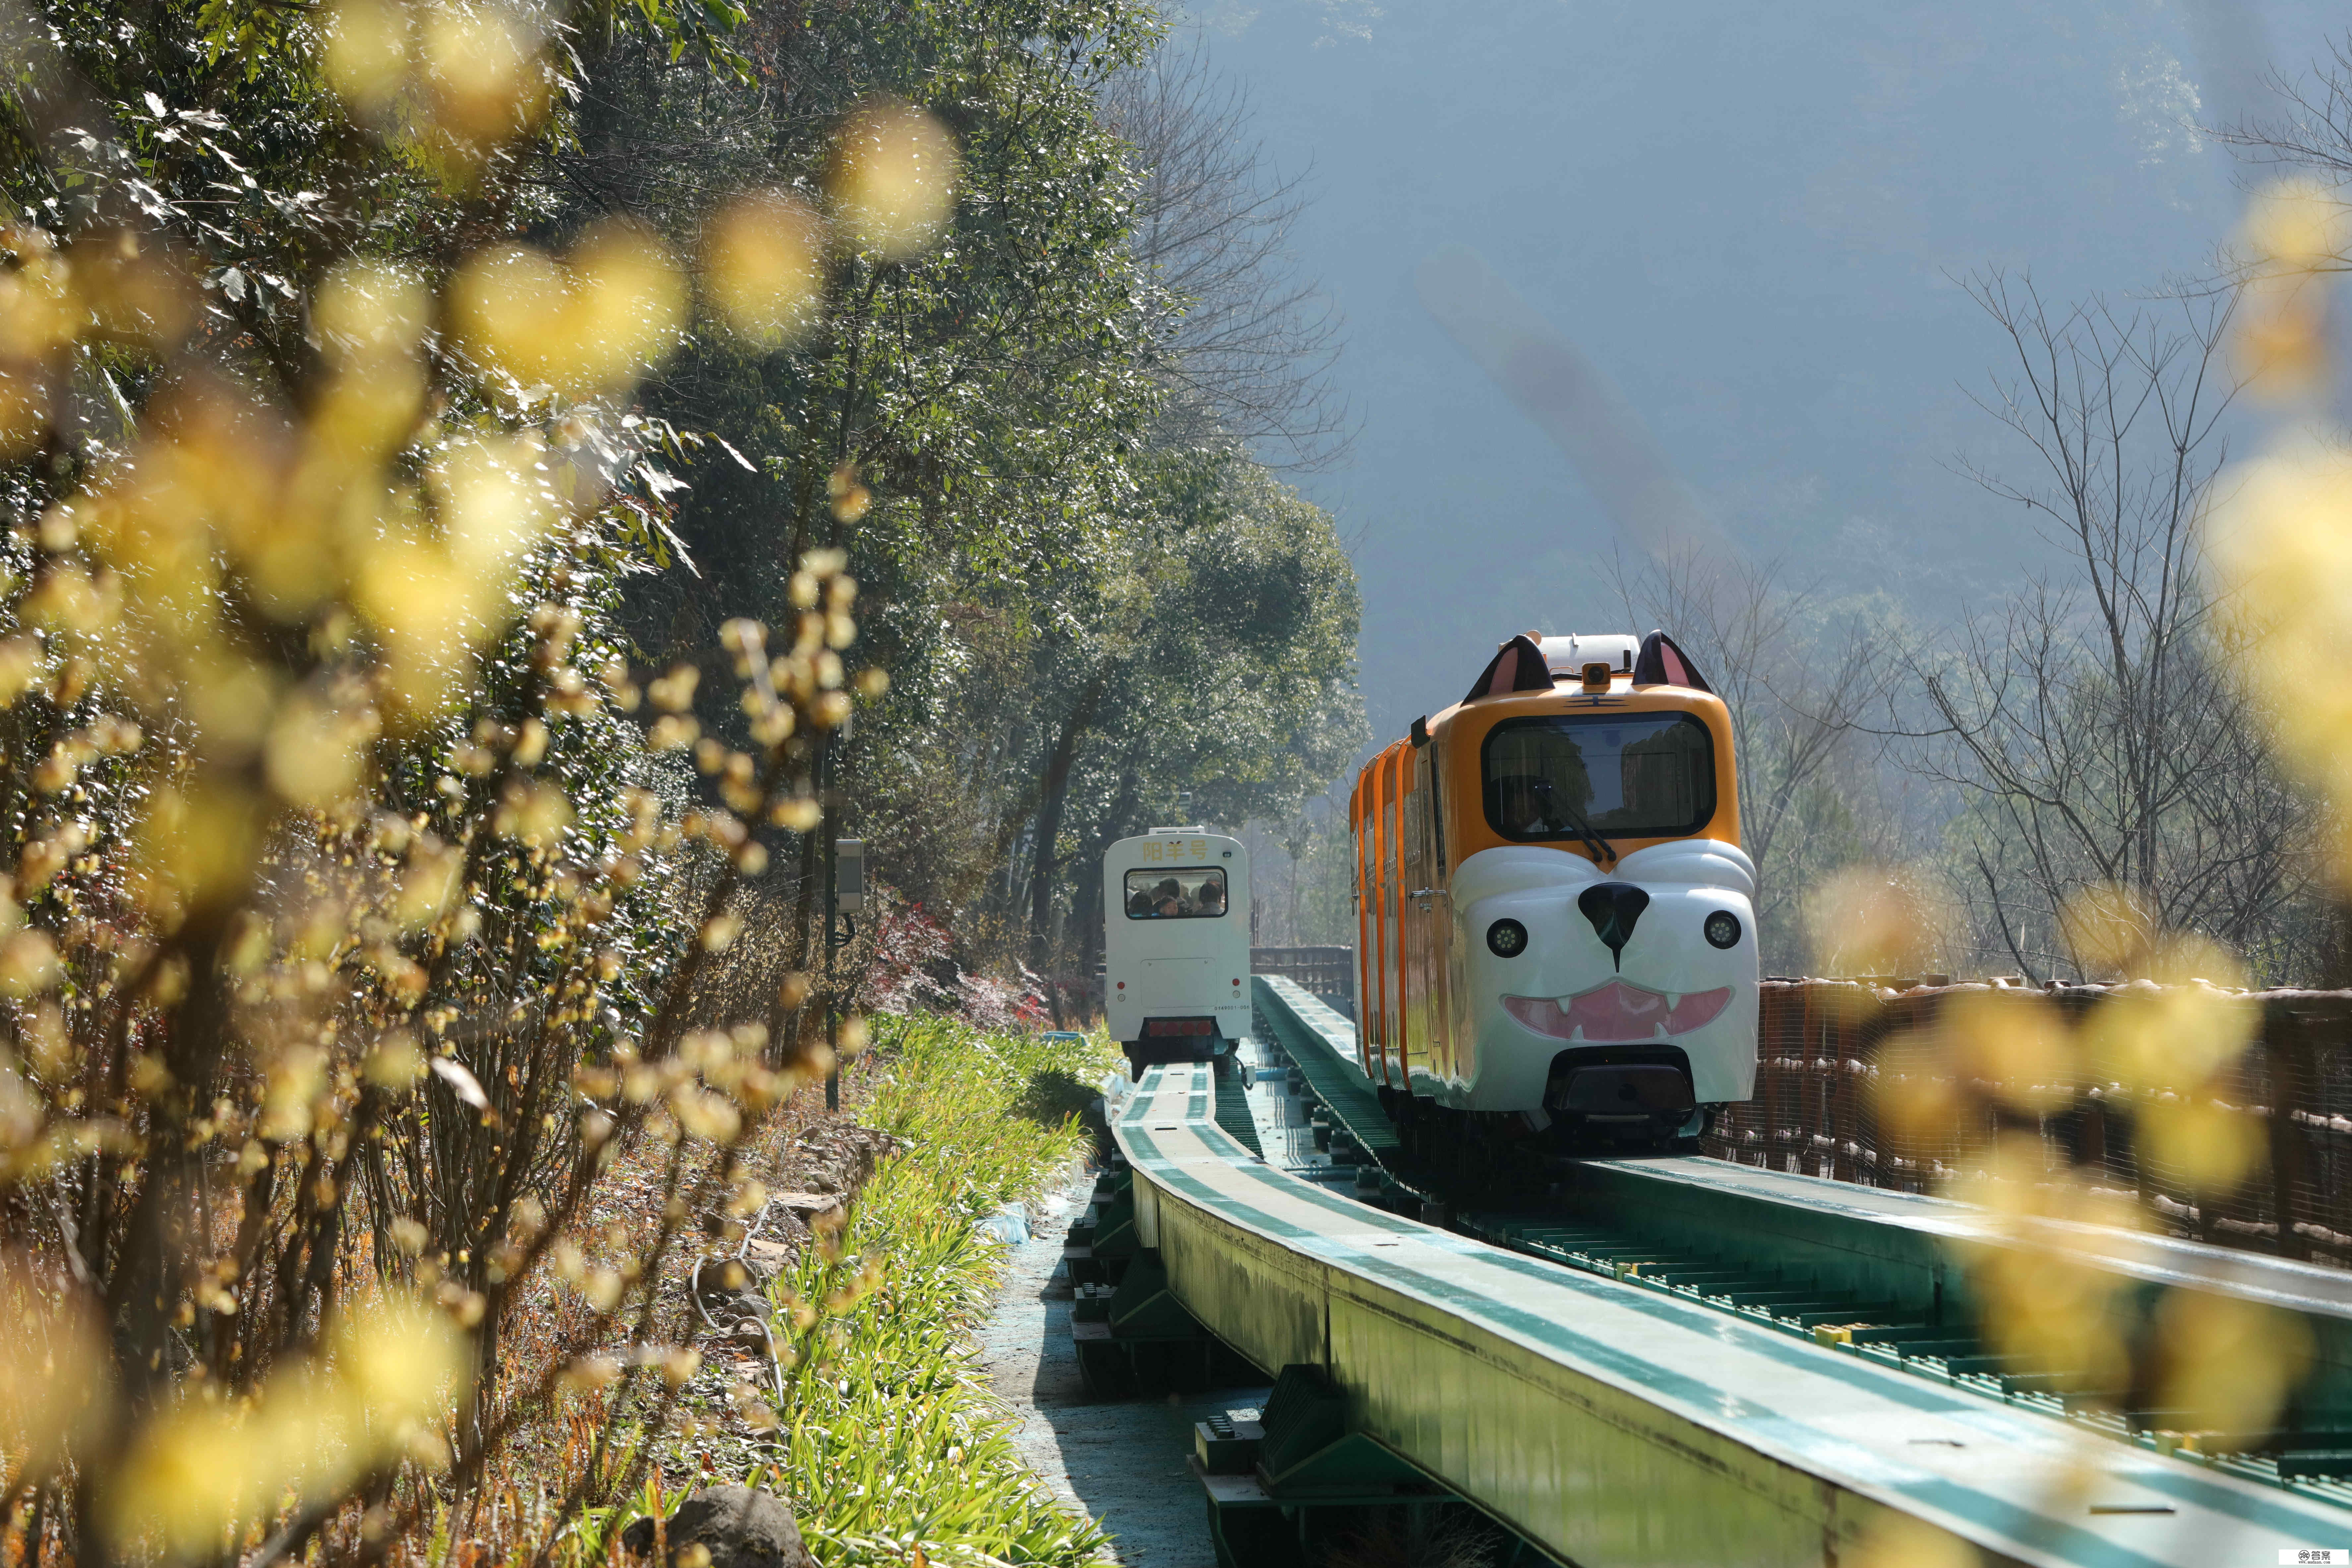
[1349,628,1758,1159]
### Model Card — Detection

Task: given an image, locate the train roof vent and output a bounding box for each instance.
[1537,633,1638,675]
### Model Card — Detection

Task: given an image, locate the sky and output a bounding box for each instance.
[1183,0,2345,739]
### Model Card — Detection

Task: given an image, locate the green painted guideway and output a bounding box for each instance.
[1108,981,2352,1567]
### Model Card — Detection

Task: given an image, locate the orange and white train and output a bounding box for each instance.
[1349,630,1757,1152]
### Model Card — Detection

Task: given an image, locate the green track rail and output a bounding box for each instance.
[1246,973,2352,1511]
[1248,979,1396,1162]
[1115,1028,2352,1565]
[1467,1206,2352,1499]
[1212,1060,1262,1157]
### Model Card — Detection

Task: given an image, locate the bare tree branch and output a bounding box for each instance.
[1605,547,1896,971]
[1898,273,2323,981]
[1103,30,1355,468]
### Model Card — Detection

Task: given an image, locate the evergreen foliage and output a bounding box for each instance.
[0,0,1361,1560]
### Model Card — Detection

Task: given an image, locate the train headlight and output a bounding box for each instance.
[1704,910,1742,949]
[1486,919,1528,957]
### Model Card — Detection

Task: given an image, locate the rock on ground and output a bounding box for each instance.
[618,1485,815,1568]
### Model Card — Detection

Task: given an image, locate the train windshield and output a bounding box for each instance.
[1124,867,1229,919]
[1481,713,1715,842]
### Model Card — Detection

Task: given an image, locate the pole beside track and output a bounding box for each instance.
[1102,981,2352,1567]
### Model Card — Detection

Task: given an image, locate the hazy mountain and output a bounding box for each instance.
[1191,0,2341,736]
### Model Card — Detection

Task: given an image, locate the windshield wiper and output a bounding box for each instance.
[1554,798,1616,868]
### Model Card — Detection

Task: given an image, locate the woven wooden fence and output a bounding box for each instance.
[1252,945,1356,1014]
[1701,979,2352,1265]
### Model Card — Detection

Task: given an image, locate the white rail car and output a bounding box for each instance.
[1103,828,1252,1076]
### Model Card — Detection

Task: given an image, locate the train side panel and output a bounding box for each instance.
[1429,735,1461,1090]
[1403,742,1448,1094]
[1356,756,1381,1082]
[1350,775,1376,1082]
[1400,749,1426,1089]
[1374,746,1405,1088]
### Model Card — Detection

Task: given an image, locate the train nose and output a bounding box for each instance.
[1576,882,1651,972]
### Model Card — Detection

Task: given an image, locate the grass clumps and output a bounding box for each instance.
[702,1018,1120,1566]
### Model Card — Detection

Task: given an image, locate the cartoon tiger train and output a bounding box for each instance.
[1349,629,1758,1155]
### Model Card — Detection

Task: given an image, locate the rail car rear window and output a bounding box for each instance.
[1124,867,1229,919]
[1481,713,1715,842]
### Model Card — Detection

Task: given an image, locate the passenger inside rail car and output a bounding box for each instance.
[1350,629,1760,1159]
[1124,869,1228,918]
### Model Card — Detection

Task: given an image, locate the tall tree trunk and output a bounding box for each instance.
[1027,673,1108,1018]
[2322,898,2352,990]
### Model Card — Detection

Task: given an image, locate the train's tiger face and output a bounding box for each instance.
[1450,837,1760,1115]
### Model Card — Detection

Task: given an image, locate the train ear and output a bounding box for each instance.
[1463,633,1555,704]
[1633,630,1713,693]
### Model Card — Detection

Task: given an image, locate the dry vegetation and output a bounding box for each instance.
[0,0,1133,1560]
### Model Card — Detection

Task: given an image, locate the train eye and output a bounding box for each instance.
[1486,919,1527,957]
[1704,910,1741,949]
